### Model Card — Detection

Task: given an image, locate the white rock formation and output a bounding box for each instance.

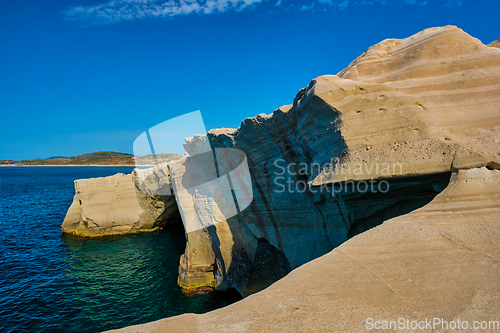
[62,173,179,236]
[63,26,500,302]
[109,168,500,332]
[171,26,500,294]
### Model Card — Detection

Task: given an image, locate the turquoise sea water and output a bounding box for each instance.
[0,167,241,332]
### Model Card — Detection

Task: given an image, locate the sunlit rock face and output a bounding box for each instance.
[172,26,500,295]
[63,26,500,297]
[62,173,180,237]
[114,167,500,332]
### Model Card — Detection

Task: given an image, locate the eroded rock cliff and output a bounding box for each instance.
[172,25,500,295]
[62,26,500,300]
[111,167,500,332]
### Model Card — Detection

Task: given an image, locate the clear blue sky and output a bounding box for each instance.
[0,0,497,160]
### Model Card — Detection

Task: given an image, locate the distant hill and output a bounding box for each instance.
[0,151,183,166]
[46,156,68,160]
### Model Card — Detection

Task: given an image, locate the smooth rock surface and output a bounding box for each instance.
[62,26,500,298]
[314,26,500,183]
[109,168,500,332]
[62,173,179,236]
[173,26,500,294]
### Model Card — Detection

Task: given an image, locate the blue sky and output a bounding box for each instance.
[0,0,497,159]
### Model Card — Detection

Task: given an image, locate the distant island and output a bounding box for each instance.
[0,151,183,166]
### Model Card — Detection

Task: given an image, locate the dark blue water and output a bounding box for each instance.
[0,167,241,332]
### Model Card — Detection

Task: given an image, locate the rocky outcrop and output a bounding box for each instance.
[62,26,500,299]
[489,39,500,48]
[62,173,180,236]
[110,167,500,332]
[172,26,500,294]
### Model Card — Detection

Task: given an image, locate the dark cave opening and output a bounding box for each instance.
[346,172,451,239]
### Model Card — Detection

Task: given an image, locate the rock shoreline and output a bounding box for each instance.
[109,167,500,332]
[61,25,500,330]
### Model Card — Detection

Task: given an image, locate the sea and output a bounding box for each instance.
[0,167,241,332]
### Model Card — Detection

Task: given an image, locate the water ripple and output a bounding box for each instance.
[0,167,241,332]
